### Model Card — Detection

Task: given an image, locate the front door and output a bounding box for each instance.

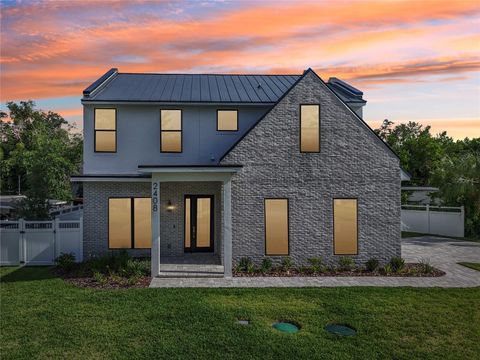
[184,195,214,252]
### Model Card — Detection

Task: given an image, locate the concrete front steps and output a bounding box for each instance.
[157,264,225,278]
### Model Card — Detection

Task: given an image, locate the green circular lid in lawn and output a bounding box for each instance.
[325,324,356,336]
[272,322,300,333]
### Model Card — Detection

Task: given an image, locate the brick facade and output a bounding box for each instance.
[221,71,401,266]
[83,181,222,259]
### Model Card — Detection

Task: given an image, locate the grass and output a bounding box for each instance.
[401,231,479,243]
[1,267,480,360]
[458,262,480,272]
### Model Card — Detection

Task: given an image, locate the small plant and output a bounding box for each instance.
[389,256,405,273]
[419,258,434,274]
[246,262,256,274]
[281,257,294,273]
[338,257,355,271]
[93,271,107,285]
[308,257,323,273]
[237,257,254,273]
[55,252,76,272]
[380,264,393,275]
[365,258,379,272]
[260,258,272,273]
[299,266,313,275]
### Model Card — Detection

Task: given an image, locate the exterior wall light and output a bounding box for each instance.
[166,200,174,212]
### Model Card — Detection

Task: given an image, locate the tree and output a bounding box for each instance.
[0,101,82,219]
[374,120,447,186]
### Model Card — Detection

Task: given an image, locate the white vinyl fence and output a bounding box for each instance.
[0,218,82,266]
[401,205,464,237]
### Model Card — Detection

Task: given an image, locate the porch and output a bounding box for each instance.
[159,254,223,278]
[140,165,241,278]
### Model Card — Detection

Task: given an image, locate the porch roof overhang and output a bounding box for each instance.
[138,165,242,182]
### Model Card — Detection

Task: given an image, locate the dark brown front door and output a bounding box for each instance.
[184,195,214,252]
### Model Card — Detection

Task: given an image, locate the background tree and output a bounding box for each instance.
[0,101,82,219]
[375,120,479,238]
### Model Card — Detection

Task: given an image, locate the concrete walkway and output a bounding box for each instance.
[150,236,480,288]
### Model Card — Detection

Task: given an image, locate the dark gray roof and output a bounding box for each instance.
[83,69,301,103]
[83,68,365,105]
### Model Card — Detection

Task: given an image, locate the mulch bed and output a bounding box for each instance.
[52,268,151,289]
[234,263,445,277]
[64,276,151,289]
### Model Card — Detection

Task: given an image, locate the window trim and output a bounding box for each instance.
[160,109,183,153]
[108,196,151,250]
[216,109,239,132]
[299,103,320,153]
[332,197,359,256]
[94,108,117,153]
[264,198,290,256]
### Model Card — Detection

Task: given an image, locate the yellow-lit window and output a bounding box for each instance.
[265,199,289,255]
[108,198,151,249]
[161,109,182,152]
[95,109,116,152]
[217,110,238,131]
[109,198,131,248]
[300,104,320,152]
[333,199,358,255]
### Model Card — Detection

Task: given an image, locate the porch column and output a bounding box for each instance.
[151,175,160,277]
[223,179,232,277]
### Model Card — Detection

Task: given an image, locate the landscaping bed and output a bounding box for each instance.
[233,256,445,277]
[54,251,151,289]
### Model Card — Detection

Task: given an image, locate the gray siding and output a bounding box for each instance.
[83,105,269,174]
[221,71,401,266]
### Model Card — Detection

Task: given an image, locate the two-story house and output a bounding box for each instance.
[73,68,408,277]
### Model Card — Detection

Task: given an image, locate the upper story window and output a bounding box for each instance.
[217,110,238,131]
[160,109,182,153]
[94,108,116,152]
[300,104,320,152]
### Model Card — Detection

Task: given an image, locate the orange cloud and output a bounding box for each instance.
[1,0,480,101]
[367,118,480,140]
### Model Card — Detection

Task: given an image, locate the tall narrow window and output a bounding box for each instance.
[95,108,116,152]
[160,109,182,152]
[264,199,289,255]
[109,197,151,249]
[333,199,358,255]
[300,104,320,152]
[217,110,238,131]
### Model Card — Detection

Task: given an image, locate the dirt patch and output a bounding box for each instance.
[53,268,151,289]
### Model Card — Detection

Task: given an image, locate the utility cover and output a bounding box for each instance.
[324,324,356,336]
[272,322,299,333]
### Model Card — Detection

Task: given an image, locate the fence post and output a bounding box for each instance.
[19,218,25,263]
[79,216,83,262]
[460,206,465,237]
[54,217,60,262]
[426,204,430,234]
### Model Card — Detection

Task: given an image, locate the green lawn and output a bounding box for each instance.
[458,262,480,272]
[1,267,479,360]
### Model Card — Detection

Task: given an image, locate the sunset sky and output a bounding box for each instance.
[1,0,479,139]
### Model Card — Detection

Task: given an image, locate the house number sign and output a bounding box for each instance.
[152,182,159,212]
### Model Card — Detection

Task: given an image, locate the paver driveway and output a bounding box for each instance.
[150,236,480,288]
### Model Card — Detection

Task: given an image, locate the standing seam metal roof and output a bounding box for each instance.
[84,72,301,103]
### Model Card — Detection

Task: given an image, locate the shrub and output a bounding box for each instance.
[389,256,405,273]
[308,257,323,273]
[281,257,294,272]
[237,257,254,273]
[380,264,393,275]
[260,258,272,273]
[419,258,434,274]
[55,252,76,272]
[93,271,107,285]
[299,266,314,275]
[338,257,355,271]
[365,258,379,272]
